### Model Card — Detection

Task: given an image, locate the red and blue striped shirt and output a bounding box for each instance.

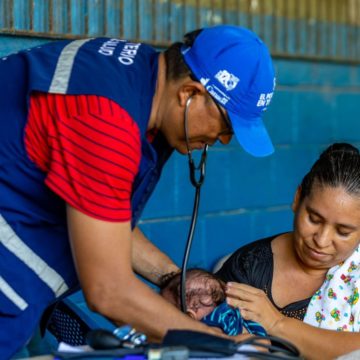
[25,92,141,222]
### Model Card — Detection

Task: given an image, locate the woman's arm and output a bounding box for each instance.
[272,316,360,360]
[226,282,360,360]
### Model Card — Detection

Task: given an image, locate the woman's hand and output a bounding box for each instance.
[225,282,285,333]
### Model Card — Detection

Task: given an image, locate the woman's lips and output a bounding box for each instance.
[306,244,329,259]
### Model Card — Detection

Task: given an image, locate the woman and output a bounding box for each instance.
[217,143,360,360]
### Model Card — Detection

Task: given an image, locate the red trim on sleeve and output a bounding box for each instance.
[25,92,141,222]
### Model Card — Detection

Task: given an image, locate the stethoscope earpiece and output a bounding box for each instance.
[184,95,208,189]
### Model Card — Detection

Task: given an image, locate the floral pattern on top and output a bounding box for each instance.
[304,246,360,331]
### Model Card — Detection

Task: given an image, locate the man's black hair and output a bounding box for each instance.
[164,29,203,81]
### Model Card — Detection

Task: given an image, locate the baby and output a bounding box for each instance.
[160,268,266,336]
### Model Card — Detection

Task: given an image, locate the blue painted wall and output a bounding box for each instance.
[140,58,360,270]
[1,35,359,272]
[1,30,360,341]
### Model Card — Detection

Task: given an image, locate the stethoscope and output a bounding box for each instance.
[180,96,208,314]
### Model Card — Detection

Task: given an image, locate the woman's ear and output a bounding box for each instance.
[292,186,302,212]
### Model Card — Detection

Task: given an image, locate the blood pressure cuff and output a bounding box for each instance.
[162,330,238,357]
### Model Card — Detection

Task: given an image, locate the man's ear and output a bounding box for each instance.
[292,186,302,212]
[177,80,206,107]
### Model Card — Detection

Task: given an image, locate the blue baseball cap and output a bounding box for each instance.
[181,25,276,157]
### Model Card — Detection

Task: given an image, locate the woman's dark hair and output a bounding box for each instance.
[164,29,203,81]
[299,143,360,201]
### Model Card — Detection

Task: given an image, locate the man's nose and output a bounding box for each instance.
[218,133,233,145]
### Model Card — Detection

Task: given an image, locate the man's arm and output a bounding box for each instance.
[67,205,222,342]
[131,226,180,285]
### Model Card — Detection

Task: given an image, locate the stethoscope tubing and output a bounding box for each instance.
[180,96,208,313]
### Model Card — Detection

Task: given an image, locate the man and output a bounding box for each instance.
[0,25,275,358]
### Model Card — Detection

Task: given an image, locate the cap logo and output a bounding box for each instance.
[215,70,239,91]
[256,92,273,108]
[200,77,210,86]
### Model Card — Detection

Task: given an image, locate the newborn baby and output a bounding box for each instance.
[160,268,266,336]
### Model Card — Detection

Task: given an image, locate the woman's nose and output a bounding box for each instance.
[313,226,332,248]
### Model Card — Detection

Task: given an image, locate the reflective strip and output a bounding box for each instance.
[49,38,93,93]
[0,276,28,311]
[0,215,69,297]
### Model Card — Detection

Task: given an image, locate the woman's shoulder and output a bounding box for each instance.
[215,234,283,283]
[231,234,279,261]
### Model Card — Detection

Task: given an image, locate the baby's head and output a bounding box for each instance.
[160,268,225,320]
